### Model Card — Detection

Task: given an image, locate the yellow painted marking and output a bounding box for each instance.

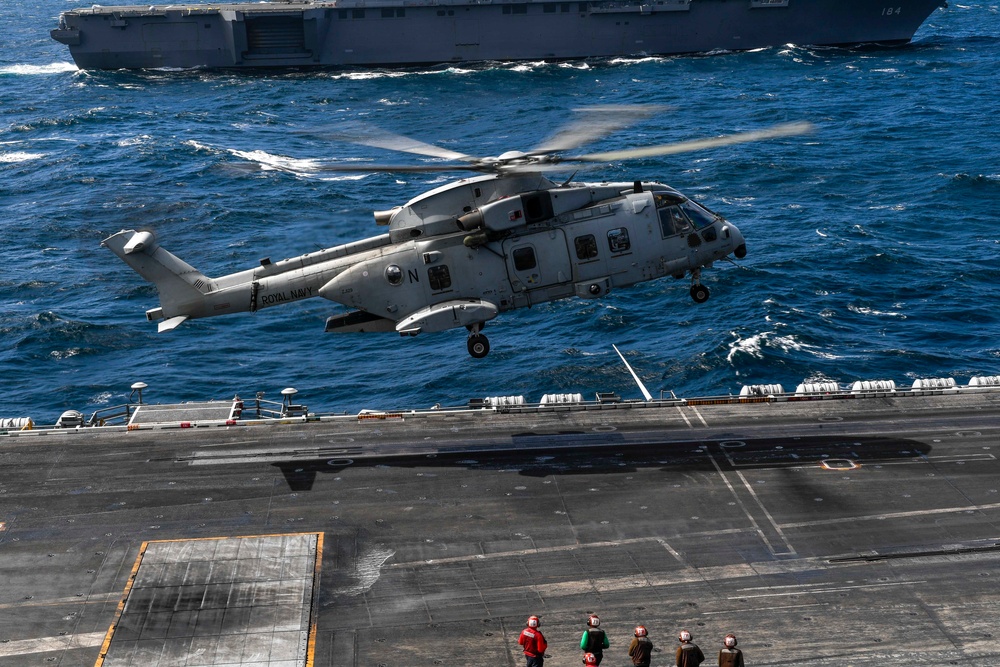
[306,531,324,667]
[94,541,148,667]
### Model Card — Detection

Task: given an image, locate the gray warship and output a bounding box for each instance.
[51,0,947,70]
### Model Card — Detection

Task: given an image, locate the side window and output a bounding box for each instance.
[607,228,630,253]
[428,265,451,291]
[575,234,598,260]
[512,246,537,271]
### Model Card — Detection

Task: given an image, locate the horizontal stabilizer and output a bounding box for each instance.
[325,311,397,333]
[158,316,188,333]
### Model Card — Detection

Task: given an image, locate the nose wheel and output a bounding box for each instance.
[466,323,491,358]
[689,269,710,304]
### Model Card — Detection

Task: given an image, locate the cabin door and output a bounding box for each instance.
[503,230,572,294]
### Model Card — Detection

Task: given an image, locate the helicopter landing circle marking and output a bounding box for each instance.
[719,441,746,448]
[956,431,982,437]
[818,416,844,422]
[592,426,617,432]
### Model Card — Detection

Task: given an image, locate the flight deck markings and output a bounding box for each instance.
[688,404,709,427]
[779,501,1000,529]
[95,532,322,667]
[710,446,796,557]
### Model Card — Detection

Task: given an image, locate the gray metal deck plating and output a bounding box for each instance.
[2,389,1000,666]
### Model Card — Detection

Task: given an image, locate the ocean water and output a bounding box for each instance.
[2,1,998,424]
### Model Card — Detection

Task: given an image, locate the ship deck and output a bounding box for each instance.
[2,390,1000,665]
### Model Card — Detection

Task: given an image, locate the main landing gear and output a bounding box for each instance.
[689,268,710,304]
[466,322,490,359]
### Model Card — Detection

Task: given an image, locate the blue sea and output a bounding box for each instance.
[2,1,998,424]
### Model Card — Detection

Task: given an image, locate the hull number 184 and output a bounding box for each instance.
[882,6,902,15]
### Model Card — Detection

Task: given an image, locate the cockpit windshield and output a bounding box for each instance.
[680,200,717,229]
[654,193,717,237]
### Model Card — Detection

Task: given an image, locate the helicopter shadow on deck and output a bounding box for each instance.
[273,434,932,493]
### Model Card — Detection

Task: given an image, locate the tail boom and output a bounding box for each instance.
[103,229,250,329]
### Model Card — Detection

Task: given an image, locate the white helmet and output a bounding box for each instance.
[527,615,540,628]
[635,625,648,637]
[679,630,692,643]
[588,615,601,628]
[724,634,737,648]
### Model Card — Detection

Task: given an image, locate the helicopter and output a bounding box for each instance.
[103,107,811,358]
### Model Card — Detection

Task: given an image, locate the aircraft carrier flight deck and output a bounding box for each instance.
[2,380,1000,666]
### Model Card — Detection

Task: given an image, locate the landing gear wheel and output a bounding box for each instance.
[467,333,490,359]
[690,284,710,304]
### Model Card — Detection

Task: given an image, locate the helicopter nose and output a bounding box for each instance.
[724,224,747,259]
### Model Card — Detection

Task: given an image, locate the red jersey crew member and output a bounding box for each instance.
[628,625,654,667]
[676,629,705,667]
[580,614,610,665]
[518,615,548,667]
[718,634,744,667]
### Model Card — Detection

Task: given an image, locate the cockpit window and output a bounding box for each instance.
[653,192,685,209]
[658,205,690,238]
[681,200,716,230]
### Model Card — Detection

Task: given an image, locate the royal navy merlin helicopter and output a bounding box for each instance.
[103,107,811,358]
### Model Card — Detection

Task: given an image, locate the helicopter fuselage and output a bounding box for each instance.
[103,173,746,357]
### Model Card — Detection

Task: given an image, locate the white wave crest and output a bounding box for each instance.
[0,62,78,76]
[115,135,153,148]
[0,151,45,163]
[329,66,476,80]
[608,56,666,65]
[848,304,905,318]
[228,147,369,181]
[727,330,840,363]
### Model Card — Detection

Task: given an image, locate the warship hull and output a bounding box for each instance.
[52,0,947,70]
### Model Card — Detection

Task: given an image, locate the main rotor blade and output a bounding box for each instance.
[310,162,489,173]
[569,121,815,162]
[320,123,476,162]
[529,104,669,155]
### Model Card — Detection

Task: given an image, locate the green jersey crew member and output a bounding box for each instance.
[580,615,610,665]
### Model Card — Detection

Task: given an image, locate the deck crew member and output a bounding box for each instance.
[580,614,610,665]
[628,625,654,667]
[717,633,744,667]
[518,615,548,667]
[676,629,705,667]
